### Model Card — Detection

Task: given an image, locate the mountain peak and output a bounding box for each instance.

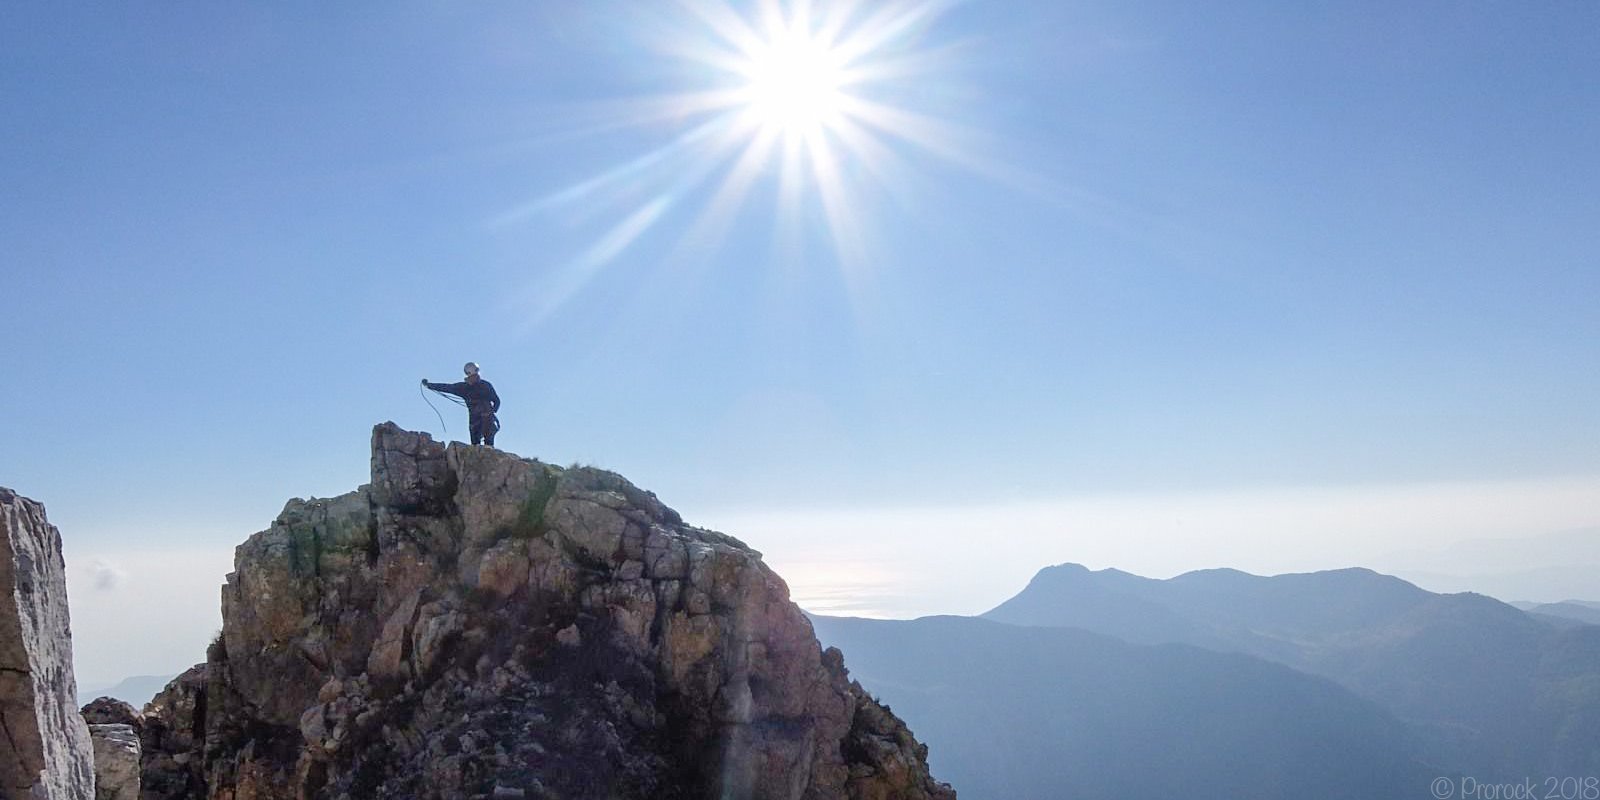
[1030,562,1147,585]
[984,561,1446,655]
[139,422,954,799]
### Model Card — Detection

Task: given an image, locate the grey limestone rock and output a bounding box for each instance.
[79,700,142,800]
[0,487,96,800]
[86,725,139,800]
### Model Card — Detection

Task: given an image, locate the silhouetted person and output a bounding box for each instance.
[423,362,501,446]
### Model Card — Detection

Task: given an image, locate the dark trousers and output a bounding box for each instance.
[470,411,497,446]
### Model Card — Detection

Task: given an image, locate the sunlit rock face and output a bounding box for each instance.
[143,422,953,800]
[0,487,96,800]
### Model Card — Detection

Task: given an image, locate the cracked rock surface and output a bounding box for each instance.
[0,487,96,799]
[142,423,954,800]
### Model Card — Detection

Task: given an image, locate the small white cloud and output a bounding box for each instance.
[65,546,232,691]
[90,559,126,592]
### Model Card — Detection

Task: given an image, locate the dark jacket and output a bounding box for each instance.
[426,379,500,416]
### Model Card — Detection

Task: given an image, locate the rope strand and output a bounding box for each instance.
[420,383,449,434]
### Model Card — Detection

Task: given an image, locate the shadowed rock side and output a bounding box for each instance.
[0,487,96,800]
[142,423,953,800]
[140,666,206,800]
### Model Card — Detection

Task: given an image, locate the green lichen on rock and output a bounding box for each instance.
[511,466,562,540]
[278,489,375,577]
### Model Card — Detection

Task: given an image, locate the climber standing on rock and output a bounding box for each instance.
[423,362,501,447]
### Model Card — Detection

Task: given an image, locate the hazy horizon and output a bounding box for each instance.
[61,461,1600,691]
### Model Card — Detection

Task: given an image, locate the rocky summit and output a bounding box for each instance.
[143,422,953,800]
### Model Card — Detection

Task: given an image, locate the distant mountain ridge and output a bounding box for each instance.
[981,563,1600,778]
[985,563,1504,656]
[812,614,1436,800]
[76,673,178,708]
[1512,601,1600,627]
[804,564,1600,798]
[1380,527,1600,602]
[984,564,1435,661]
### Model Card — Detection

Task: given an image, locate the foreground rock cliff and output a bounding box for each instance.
[144,423,953,800]
[0,488,95,799]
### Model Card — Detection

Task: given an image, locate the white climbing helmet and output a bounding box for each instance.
[463,361,480,376]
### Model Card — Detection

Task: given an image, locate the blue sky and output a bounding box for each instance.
[3,1,1598,687]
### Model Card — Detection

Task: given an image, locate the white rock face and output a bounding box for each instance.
[87,725,139,800]
[0,487,96,799]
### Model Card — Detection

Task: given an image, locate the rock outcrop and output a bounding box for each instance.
[142,424,953,799]
[86,727,137,800]
[140,666,206,800]
[86,728,138,800]
[80,699,141,800]
[0,487,96,800]
[80,698,142,730]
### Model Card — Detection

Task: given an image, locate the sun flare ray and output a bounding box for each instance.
[508,0,982,321]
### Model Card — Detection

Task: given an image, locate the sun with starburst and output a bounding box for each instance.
[503,0,973,321]
[732,14,849,137]
[679,0,963,249]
